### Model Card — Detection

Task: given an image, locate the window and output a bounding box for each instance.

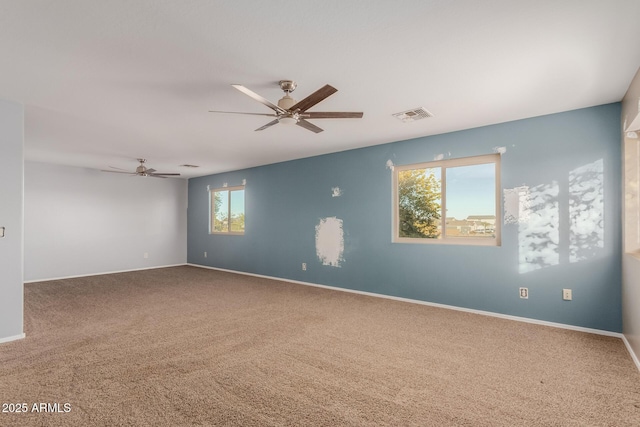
[393,154,500,245]
[210,186,245,234]
[624,133,640,254]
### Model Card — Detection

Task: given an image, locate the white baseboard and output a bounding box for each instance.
[622,335,640,372]
[0,333,25,344]
[24,263,187,283]
[187,263,625,341]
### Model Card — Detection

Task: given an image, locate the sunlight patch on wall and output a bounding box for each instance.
[569,159,604,263]
[332,187,343,197]
[517,182,560,274]
[315,217,344,267]
[504,186,530,224]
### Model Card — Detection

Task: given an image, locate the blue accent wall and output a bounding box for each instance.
[188,104,622,332]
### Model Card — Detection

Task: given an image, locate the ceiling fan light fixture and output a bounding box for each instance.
[279,116,297,125]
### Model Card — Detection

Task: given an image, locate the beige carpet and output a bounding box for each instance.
[0,266,639,426]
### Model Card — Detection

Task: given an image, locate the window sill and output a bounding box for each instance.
[624,251,640,262]
[393,237,500,246]
[209,232,245,236]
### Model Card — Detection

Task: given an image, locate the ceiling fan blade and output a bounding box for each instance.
[150,173,180,177]
[303,112,364,119]
[149,174,167,178]
[145,168,156,174]
[255,119,280,131]
[101,170,135,175]
[209,110,278,117]
[108,166,130,171]
[232,85,286,114]
[296,119,324,133]
[289,85,337,113]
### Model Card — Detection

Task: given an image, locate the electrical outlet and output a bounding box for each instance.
[302,263,307,271]
[519,287,528,299]
[204,251,207,258]
[563,289,572,301]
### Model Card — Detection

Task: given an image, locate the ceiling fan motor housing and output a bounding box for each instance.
[136,159,147,174]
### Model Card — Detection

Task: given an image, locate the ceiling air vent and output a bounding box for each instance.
[392,107,433,123]
[180,164,200,168]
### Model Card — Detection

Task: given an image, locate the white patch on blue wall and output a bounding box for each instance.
[242,179,247,185]
[331,187,343,197]
[315,217,344,267]
[222,182,228,188]
[493,146,507,154]
[386,159,395,171]
[434,152,451,161]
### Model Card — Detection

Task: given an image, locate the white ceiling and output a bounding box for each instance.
[2,0,640,178]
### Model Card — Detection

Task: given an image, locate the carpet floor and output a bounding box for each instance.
[0,266,639,426]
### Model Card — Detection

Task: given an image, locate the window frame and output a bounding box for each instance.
[392,153,501,246]
[209,185,245,235]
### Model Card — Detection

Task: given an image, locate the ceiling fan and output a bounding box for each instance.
[209,80,363,133]
[101,159,180,178]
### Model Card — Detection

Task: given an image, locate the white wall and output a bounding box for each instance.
[622,66,640,366]
[0,99,24,342]
[24,162,187,281]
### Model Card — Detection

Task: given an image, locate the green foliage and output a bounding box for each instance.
[214,191,222,214]
[230,212,245,232]
[213,191,227,232]
[398,168,442,238]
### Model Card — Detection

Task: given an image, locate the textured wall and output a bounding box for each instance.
[188,104,622,332]
[24,162,188,282]
[0,99,24,342]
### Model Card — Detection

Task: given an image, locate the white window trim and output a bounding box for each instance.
[209,185,245,235]
[392,153,501,246]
